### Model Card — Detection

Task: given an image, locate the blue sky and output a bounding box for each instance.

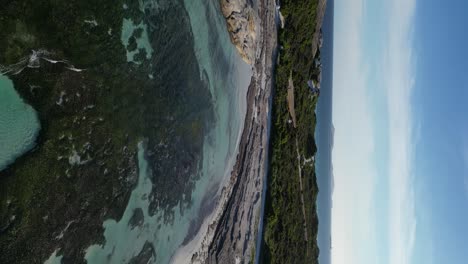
[332,0,468,263]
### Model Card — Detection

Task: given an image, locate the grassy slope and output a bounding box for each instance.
[263,0,321,263]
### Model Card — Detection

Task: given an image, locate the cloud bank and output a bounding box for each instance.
[332,0,417,263]
[385,0,417,263]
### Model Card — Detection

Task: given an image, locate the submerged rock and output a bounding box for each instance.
[128,242,156,264]
[128,208,144,229]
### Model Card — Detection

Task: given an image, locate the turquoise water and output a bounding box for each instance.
[43,250,63,264]
[121,18,153,63]
[84,142,158,263]
[0,74,40,171]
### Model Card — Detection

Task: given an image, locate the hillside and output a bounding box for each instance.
[262,0,325,263]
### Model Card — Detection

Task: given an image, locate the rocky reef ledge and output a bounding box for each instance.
[220,0,257,64]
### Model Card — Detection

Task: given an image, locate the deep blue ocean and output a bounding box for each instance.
[315,0,334,263]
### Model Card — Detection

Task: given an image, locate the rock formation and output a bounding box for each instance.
[220,0,257,64]
[312,0,327,58]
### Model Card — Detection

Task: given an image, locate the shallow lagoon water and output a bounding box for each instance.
[0,74,40,171]
[82,0,251,263]
[44,250,63,264]
[121,18,153,63]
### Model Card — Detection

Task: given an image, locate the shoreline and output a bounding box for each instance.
[171,0,278,262]
[170,46,252,264]
[204,0,278,261]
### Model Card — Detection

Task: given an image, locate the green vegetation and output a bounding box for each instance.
[262,0,321,263]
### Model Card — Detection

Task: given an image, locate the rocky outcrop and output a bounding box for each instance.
[220,0,257,64]
[312,0,327,58]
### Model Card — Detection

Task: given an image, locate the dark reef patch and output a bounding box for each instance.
[0,0,215,262]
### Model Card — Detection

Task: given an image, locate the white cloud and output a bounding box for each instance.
[332,0,379,263]
[332,0,417,263]
[385,0,417,263]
